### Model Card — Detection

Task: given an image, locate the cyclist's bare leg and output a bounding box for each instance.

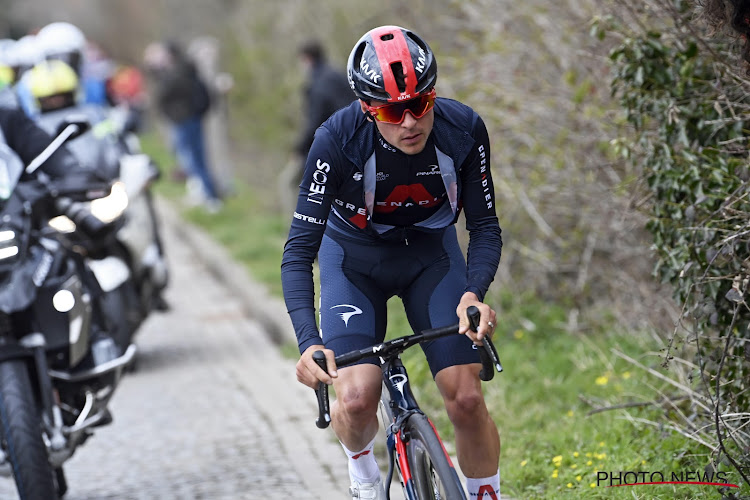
[435,363,500,478]
[330,363,383,451]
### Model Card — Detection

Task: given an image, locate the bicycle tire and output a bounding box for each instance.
[404,413,466,500]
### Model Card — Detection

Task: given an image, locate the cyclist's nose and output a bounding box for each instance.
[401,111,418,127]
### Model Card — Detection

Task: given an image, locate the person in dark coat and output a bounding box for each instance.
[144,41,220,211]
[293,40,353,179]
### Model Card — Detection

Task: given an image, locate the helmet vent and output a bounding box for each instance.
[380,34,394,41]
[390,62,406,93]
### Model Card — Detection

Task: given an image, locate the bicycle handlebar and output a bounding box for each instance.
[312,305,503,429]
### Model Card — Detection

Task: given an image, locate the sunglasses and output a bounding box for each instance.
[365,89,436,124]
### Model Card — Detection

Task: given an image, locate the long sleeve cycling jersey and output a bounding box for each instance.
[281,98,502,353]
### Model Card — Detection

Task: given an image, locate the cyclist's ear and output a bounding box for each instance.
[358,100,374,122]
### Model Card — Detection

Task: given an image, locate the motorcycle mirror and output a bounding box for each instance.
[55,114,91,141]
[26,115,92,175]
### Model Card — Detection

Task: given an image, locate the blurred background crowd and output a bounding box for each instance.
[0,13,235,213]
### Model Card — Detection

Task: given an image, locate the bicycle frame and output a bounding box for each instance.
[312,305,502,500]
[380,356,463,500]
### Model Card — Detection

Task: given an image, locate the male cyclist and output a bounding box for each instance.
[281,26,503,500]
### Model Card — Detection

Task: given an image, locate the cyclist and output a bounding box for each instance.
[281,25,503,499]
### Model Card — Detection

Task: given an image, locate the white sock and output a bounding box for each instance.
[341,437,380,484]
[466,469,500,499]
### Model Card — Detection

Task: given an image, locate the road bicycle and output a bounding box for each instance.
[313,305,503,500]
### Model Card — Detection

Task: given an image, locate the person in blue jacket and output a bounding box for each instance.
[281,26,503,500]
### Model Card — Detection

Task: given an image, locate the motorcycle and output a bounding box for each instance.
[37,105,169,329]
[0,118,137,499]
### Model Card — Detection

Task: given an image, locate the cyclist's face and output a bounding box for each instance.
[360,100,434,155]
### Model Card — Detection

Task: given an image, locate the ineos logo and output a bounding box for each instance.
[308,159,330,198]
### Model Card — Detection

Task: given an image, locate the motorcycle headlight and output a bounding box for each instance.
[90,181,128,223]
[48,216,77,233]
[0,229,19,260]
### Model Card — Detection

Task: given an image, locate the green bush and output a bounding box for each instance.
[605,2,750,482]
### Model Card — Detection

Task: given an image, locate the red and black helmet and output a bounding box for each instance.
[347,25,437,103]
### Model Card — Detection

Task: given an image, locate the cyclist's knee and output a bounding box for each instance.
[445,388,486,427]
[436,365,487,426]
[333,365,381,417]
[336,385,380,417]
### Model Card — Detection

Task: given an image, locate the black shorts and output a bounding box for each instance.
[318,224,480,378]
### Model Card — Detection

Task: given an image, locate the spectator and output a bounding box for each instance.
[143,40,221,212]
[293,40,353,179]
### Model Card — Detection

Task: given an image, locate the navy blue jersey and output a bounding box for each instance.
[281,98,502,353]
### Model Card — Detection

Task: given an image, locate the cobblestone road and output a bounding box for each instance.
[0,203,351,500]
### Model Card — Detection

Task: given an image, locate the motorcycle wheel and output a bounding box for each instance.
[0,360,58,500]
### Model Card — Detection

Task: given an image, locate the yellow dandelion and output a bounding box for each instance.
[552,455,563,465]
[590,483,597,488]
[599,442,605,447]
[552,470,558,478]
[585,452,592,458]
[513,329,524,339]
[520,460,527,467]
[571,464,578,469]
[587,460,593,466]
[641,460,646,466]
[573,452,579,458]
[567,410,574,417]
[567,483,573,488]
[576,475,582,481]
[595,375,609,386]
[623,371,631,379]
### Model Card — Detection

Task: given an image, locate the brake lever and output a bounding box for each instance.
[312,350,331,429]
[466,305,503,381]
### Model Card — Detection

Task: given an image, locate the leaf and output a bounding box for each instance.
[725,287,743,303]
[685,42,698,59]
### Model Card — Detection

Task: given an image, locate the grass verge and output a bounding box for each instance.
[141,132,749,499]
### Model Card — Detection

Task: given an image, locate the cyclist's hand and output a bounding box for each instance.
[456,291,497,344]
[297,345,338,389]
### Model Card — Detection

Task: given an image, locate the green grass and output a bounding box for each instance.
[140,131,749,499]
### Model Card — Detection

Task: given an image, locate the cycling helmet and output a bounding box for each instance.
[37,22,86,55]
[36,22,86,74]
[7,35,44,77]
[347,25,437,103]
[28,60,79,99]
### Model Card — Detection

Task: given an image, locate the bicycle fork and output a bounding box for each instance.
[381,358,422,500]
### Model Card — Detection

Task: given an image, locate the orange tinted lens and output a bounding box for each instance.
[370,91,435,124]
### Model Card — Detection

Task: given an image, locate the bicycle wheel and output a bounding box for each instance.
[404,413,466,499]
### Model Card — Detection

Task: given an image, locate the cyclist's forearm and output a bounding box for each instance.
[465,220,503,301]
[289,307,323,354]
